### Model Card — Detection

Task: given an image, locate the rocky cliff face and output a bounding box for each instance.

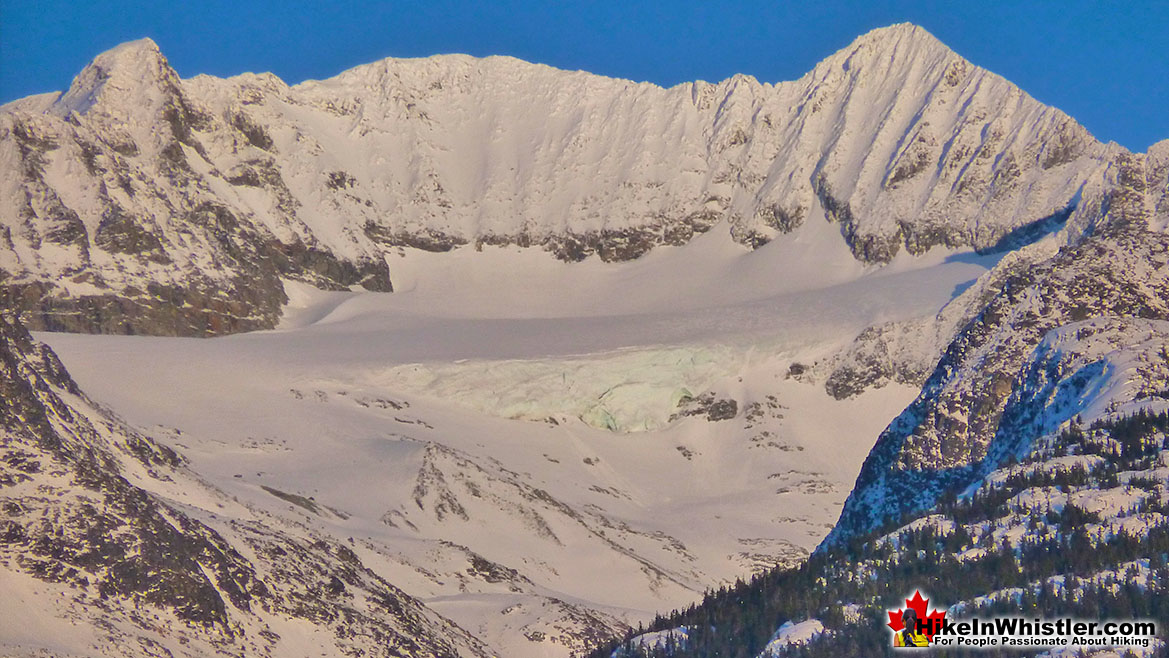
[1,24,1112,335]
[826,150,1169,543]
[0,40,392,336]
[0,311,490,657]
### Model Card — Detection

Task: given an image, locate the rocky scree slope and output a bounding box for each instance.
[0,311,491,658]
[1,23,1111,335]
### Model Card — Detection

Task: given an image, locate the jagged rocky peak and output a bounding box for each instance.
[795,23,969,112]
[830,22,954,66]
[49,36,218,160]
[802,24,1105,257]
[51,38,182,118]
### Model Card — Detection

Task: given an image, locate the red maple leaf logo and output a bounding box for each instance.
[887,590,947,641]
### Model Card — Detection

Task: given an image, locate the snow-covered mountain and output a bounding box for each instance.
[3,21,1168,658]
[601,309,1169,656]
[2,23,1112,335]
[591,156,1169,658]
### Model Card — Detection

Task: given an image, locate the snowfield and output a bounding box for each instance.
[37,229,991,658]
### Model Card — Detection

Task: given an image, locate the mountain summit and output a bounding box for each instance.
[0,23,1118,335]
[51,38,175,118]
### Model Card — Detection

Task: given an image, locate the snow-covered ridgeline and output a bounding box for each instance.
[1,23,1117,335]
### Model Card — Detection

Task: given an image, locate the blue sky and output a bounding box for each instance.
[1,1,1166,150]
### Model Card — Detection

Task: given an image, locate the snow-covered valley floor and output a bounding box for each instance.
[39,229,998,657]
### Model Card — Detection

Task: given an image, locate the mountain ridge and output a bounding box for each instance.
[2,23,1117,335]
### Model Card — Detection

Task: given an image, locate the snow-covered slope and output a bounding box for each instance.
[1,23,1113,335]
[594,206,1169,658]
[35,230,981,657]
[815,141,1169,401]
[0,313,490,658]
